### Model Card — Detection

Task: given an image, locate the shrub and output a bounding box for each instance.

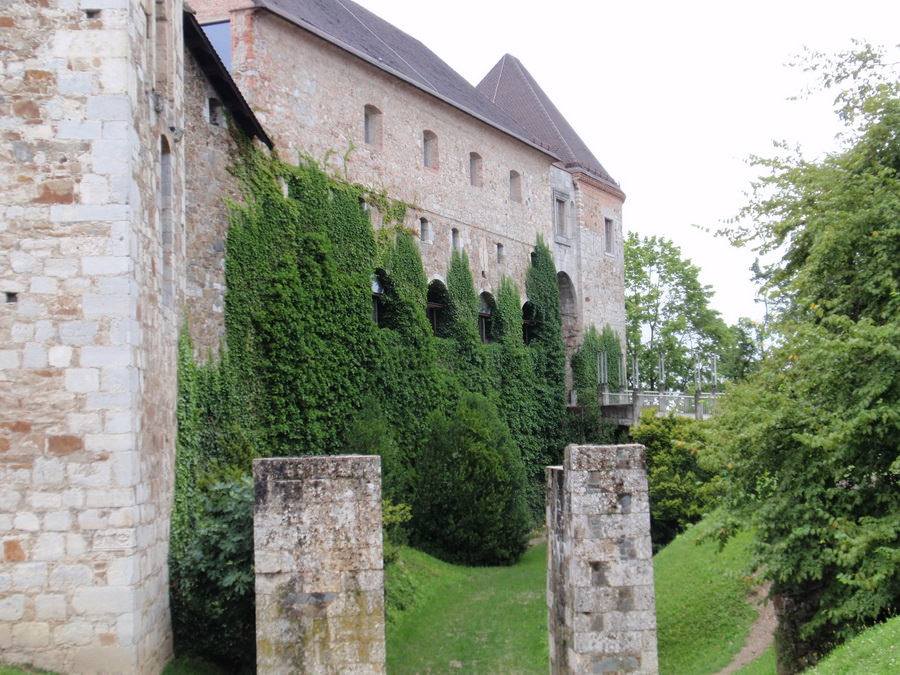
[411,392,530,566]
[630,409,714,549]
[170,474,255,672]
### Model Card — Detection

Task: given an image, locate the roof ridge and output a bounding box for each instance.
[509,55,577,164]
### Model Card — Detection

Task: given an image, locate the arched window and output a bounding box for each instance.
[469,152,483,187]
[478,293,496,344]
[509,170,522,202]
[557,271,579,349]
[450,227,460,252]
[522,301,536,344]
[371,273,386,326]
[364,104,383,147]
[427,280,450,337]
[419,217,432,242]
[423,130,438,168]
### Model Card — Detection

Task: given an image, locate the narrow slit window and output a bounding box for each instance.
[451,227,460,252]
[496,243,504,264]
[469,152,483,187]
[364,104,383,147]
[509,170,522,202]
[604,218,615,254]
[423,130,438,168]
[419,217,432,242]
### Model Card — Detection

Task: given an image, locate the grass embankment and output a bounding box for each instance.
[386,542,549,673]
[654,523,757,674]
[806,615,899,674]
[386,521,759,674]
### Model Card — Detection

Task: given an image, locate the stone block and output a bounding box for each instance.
[66,368,101,393]
[73,646,135,674]
[12,622,50,649]
[35,594,67,620]
[0,594,26,621]
[72,586,135,615]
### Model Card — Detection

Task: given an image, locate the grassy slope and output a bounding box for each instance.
[806,615,899,675]
[386,543,549,673]
[654,524,758,674]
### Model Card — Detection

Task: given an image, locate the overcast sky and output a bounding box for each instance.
[357,0,900,325]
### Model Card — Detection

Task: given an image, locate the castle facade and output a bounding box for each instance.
[0,0,624,671]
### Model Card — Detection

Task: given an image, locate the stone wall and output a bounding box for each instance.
[254,456,386,674]
[547,444,658,674]
[187,1,627,347]
[0,0,184,671]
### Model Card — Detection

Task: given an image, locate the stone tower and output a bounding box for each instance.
[1,0,185,671]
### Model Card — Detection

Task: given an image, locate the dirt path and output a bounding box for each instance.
[716,582,776,674]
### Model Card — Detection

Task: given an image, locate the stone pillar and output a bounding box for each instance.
[547,444,658,674]
[253,456,386,674]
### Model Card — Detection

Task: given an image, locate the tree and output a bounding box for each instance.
[709,43,900,672]
[625,233,728,390]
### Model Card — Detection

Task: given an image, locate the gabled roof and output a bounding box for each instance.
[251,0,554,157]
[184,8,273,148]
[477,54,619,190]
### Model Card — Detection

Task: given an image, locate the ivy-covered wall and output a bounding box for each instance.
[171,146,609,662]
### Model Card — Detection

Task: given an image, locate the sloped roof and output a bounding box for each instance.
[252,0,553,156]
[184,8,273,148]
[477,54,619,189]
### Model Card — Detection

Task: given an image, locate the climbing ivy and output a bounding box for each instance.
[172,146,581,662]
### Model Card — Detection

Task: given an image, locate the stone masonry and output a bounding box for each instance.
[190,0,626,355]
[253,456,386,674]
[0,0,185,671]
[547,445,659,674]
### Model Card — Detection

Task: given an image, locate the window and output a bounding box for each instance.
[478,293,496,344]
[522,301,536,344]
[419,217,432,242]
[423,130,438,168]
[554,193,568,238]
[364,104,383,147]
[496,242,504,264]
[450,227,460,252]
[469,152,483,187]
[427,280,450,337]
[604,218,615,254]
[208,97,226,127]
[509,170,522,202]
[202,21,231,71]
[371,274,385,325]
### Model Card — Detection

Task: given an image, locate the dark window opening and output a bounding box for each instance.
[522,301,537,344]
[427,280,451,338]
[371,274,386,326]
[478,293,496,344]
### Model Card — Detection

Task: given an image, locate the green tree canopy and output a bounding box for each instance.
[709,43,900,672]
[625,232,728,390]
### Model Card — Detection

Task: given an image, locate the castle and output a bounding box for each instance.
[0,0,625,671]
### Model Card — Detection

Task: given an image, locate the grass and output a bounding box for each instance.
[806,615,899,675]
[653,522,758,675]
[736,645,777,674]
[386,542,549,673]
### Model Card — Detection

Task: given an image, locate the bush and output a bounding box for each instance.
[411,392,530,566]
[630,409,714,549]
[170,475,255,673]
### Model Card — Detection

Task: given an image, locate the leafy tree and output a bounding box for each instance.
[710,43,900,672]
[569,325,624,444]
[625,233,729,391]
[630,410,713,550]
[717,317,763,383]
[411,392,531,566]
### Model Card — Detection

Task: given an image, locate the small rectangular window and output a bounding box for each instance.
[554,196,567,238]
[604,218,615,254]
[469,152,483,187]
[423,130,438,168]
[509,170,522,202]
[364,104,383,147]
[496,243,504,264]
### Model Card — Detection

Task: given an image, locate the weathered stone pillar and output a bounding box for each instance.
[547,444,659,674]
[253,456,386,674]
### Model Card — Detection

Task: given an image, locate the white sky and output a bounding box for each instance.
[356,0,900,325]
